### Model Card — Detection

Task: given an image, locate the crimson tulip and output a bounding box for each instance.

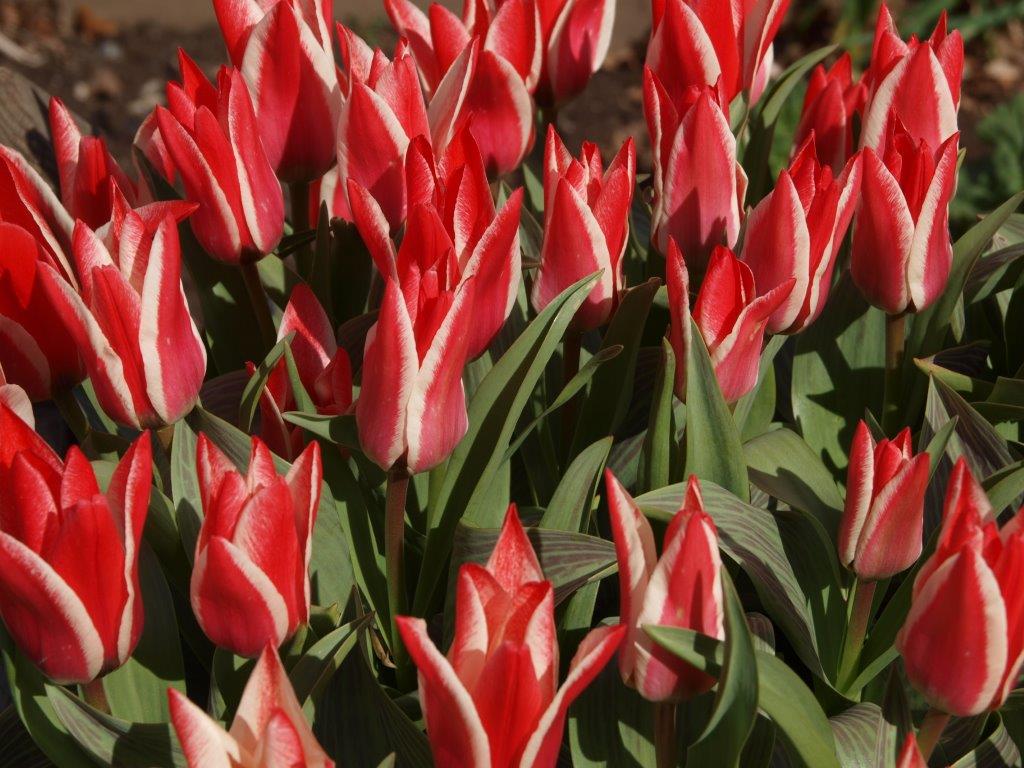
[191,434,321,658]
[838,421,930,581]
[212,0,340,183]
[606,471,724,702]
[397,506,625,768]
[169,645,334,767]
[152,53,284,264]
[531,126,635,332]
[896,459,1024,716]
[0,144,74,271]
[896,735,926,768]
[851,125,959,315]
[740,136,862,334]
[794,54,867,174]
[668,241,792,403]
[0,408,151,683]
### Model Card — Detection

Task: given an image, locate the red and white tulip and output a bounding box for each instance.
[794,54,867,174]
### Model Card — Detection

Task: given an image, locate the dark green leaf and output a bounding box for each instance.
[639,339,677,494]
[568,662,656,767]
[540,438,612,532]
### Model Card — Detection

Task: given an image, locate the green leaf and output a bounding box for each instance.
[568,663,656,767]
[170,420,202,565]
[985,461,1024,513]
[282,412,362,450]
[238,336,291,431]
[540,438,612,532]
[639,339,677,494]
[289,614,372,705]
[950,714,1021,767]
[0,706,51,768]
[829,703,896,768]
[734,335,785,442]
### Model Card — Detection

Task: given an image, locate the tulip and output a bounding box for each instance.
[896,459,1024,716]
[212,0,340,183]
[0,364,32,428]
[606,470,724,702]
[860,6,962,153]
[531,126,635,332]
[0,411,151,684]
[668,241,792,403]
[191,435,321,657]
[38,193,206,429]
[0,144,74,273]
[740,136,862,334]
[169,645,333,767]
[838,421,930,581]
[350,129,522,359]
[397,506,625,768]
[153,54,285,264]
[896,735,926,768]
[250,284,353,460]
[644,77,746,271]
[793,54,867,174]
[851,125,959,315]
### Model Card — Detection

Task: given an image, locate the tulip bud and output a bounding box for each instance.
[838,421,930,581]
[896,459,1024,716]
[741,137,862,335]
[794,54,867,174]
[191,435,321,657]
[0,145,74,271]
[397,505,625,768]
[539,0,615,106]
[169,645,334,767]
[153,54,285,264]
[668,241,792,403]
[896,735,926,768]
[531,126,636,331]
[607,470,724,702]
[0,410,151,684]
[851,125,959,315]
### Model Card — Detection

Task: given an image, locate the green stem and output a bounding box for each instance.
[882,312,906,435]
[385,464,413,690]
[838,578,877,693]
[654,701,678,768]
[52,388,90,444]
[916,707,951,761]
[561,330,582,457]
[81,678,109,714]
[290,181,313,278]
[240,261,276,353]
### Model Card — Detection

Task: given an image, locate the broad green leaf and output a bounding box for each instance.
[540,438,612,532]
[950,714,1021,767]
[734,335,786,442]
[289,614,372,705]
[238,336,290,431]
[568,663,656,767]
[639,339,677,494]
[170,420,202,564]
[283,412,362,450]
[985,461,1024,513]
[0,707,51,768]
[829,703,896,768]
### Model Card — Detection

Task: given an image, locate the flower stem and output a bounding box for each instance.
[385,463,413,690]
[654,701,678,768]
[916,707,951,761]
[882,312,906,435]
[837,578,877,693]
[562,330,582,456]
[81,678,109,713]
[240,261,276,353]
[290,181,313,278]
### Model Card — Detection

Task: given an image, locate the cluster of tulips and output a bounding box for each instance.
[0,0,1020,766]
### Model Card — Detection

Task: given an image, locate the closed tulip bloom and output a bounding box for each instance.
[153,54,285,264]
[191,435,321,658]
[0,409,151,684]
[896,459,1024,716]
[668,241,792,403]
[838,421,930,581]
[851,124,959,315]
[607,471,724,702]
[644,77,746,271]
[0,144,74,272]
[896,735,926,768]
[741,136,862,334]
[793,54,867,174]
[169,645,333,767]
[531,126,636,331]
[397,506,625,768]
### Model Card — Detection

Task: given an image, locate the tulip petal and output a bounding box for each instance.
[383,0,442,90]
[429,41,478,159]
[168,688,240,768]
[346,179,399,275]
[547,0,615,103]
[838,421,875,568]
[486,0,543,92]
[486,505,545,593]
[906,133,958,312]
[665,238,691,400]
[646,0,722,107]
[279,284,337,385]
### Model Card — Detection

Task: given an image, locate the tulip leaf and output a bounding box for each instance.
[828,703,897,768]
[283,412,362,450]
[0,706,51,768]
[288,614,373,705]
[985,460,1024,514]
[170,420,202,564]
[238,335,291,431]
[540,437,613,533]
[646,626,841,768]
[734,335,786,442]
[639,339,678,494]
[949,714,1021,767]
[684,319,749,501]
[568,662,656,767]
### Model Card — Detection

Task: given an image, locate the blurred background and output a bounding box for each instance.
[0,0,1021,229]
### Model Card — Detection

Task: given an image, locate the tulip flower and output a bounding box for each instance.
[191,435,321,658]
[397,506,625,768]
[212,0,340,183]
[668,241,792,403]
[647,0,791,106]
[153,53,285,264]
[38,193,206,429]
[851,125,959,315]
[0,410,151,684]
[861,6,962,153]
[531,126,635,332]
[740,136,863,335]
[838,421,930,581]
[793,54,867,174]
[896,735,926,768]
[350,129,522,359]
[169,645,333,767]
[896,459,1024,717]
[0,144,74,272]
[606,470,724,702]
[644,77,746,270]
[250,284,352,460]
[0,364,32,427]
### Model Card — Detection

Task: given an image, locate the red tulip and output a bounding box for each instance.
[896,735,926,768]
[644,77,746,271]
[861,6,962,153]
[212,0,339,183]
[851,125,959,315]
[249,284,352,461]
[740,136,862,334]
[350,129,522,360]
[397,506,625,768]
[793,54,867,174]
[896,459,1024,716]
[0,144,74,271]
[607,471,724,702]
[153,54,285,264]
[191,435,321,658]
[531,126,635,331]
[38,191,205,429]
[0,364,32,427]
[838,421,930,581]
[169,645,333,767]
[668,241,792,403]
[0,410,151,683]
